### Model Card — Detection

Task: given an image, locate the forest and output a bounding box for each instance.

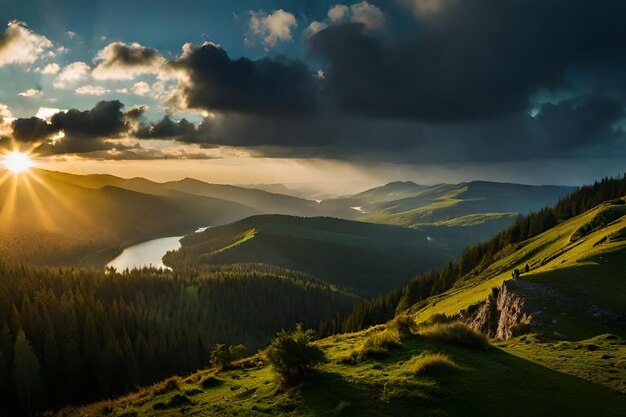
[0,262,358,415]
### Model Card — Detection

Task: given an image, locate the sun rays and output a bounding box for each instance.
[0,147,77,231]
[2,151,33,173]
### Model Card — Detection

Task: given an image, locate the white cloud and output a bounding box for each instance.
[0,104,12,136]
[325,2,385,29]
[40,62,60,74]
[54,61,90,88]
[92,41,166,80]
[328,5,350,22]
[350,1,385,29]
[248,9,297,48]
[0,20,54,66]
[131,81,151,96]
[18,88,42,97]
[305,21,328,37]
[66,31,76,39]
[75,85,109,95]
[0,103,12,119]
[35,107,60,120]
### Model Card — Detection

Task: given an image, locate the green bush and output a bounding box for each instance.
[405,352,457,377]
[265,324,326,387]
[387,314,418,337]
[210,343,248,370]
[420,322,489,349]
[358,329,402,360]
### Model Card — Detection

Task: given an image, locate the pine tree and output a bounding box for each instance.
[13,330,41,417]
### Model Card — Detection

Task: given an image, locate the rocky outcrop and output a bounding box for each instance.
[458,280,542,339]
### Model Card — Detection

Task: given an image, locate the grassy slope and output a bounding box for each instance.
[409,201,626,324]
[61,324,626,417]
[402,200,626,393]
[167,215,459,297]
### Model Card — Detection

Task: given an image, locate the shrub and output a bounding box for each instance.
[420,322,489,349]
[265,324,326,387]
[405,352,457,377]
[358,329,401,360]
[387,314,418,337]
[210,343,248,370]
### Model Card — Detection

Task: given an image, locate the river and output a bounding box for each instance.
[106,226,210,270]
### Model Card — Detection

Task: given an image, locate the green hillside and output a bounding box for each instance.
[53,177,626,417]
[164,215,459,297]
[60,319,626,417]
[409,199,626,330]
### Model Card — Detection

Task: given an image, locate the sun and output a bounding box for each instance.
[2,151,33,174]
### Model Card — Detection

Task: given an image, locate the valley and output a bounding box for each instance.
[56,175,625,417]
[1,169,623,417]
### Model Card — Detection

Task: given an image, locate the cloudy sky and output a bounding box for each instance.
[0,0,625,189]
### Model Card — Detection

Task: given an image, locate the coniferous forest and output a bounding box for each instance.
[0,263,358,415]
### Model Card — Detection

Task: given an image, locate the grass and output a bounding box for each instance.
[404,352,458,377]
[498,333,626,394]
[419,323,489,349]
[60,324,626,417]
[357,328,402,360]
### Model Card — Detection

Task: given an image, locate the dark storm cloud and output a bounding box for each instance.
[136,116,194,138]
[34,136,124,155]
[50,100,128,137]
[11,101,139,155]
[12,117,56,142]
[167,94,624,163]
[147,0,626,164]
[124,105,148,120]
[309,0,626,121]
[7,0,626,166]
[169,42,319,115]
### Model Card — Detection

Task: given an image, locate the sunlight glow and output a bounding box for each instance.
[2,151,33,173]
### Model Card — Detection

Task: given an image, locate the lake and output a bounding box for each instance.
[106,226,211,270]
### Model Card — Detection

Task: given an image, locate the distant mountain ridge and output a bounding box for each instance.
[0,168,577,267]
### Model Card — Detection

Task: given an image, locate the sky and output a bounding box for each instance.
[0,0,625,191]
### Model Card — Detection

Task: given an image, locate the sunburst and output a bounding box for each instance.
[2,151,33,173]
